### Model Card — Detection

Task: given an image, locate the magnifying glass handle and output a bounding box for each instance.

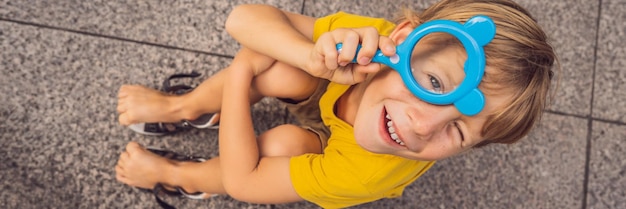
[335,43,399,67]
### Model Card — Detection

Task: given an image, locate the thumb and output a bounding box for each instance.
[351,70,367,84]
[354,63,382,74]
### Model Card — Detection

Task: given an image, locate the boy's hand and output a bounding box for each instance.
[306,27,396,85]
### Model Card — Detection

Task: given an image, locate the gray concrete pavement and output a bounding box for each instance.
[1,0,624,208]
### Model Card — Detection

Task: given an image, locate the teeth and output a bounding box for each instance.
[385,113,405,146]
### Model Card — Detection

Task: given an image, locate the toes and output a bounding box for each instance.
[115,164,127,182]
[125,141,143,154]
[115,164,124,176]
[119,112,139,125]
[118,114,130,125]
[117,85,132,98]
[117,99,126,113]
[115,170,129,184]
[118,151,129,165]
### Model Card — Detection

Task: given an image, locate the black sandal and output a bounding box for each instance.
[145,148,216,209]
[128,71,220,136]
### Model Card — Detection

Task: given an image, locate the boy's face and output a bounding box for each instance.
[352,36,511,161]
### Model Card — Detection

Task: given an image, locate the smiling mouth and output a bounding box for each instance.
[384,109,405,146]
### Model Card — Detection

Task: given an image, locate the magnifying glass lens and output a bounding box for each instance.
[408,34,466,95]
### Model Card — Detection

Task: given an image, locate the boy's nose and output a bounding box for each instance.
[412,120,437,140]
[409,105,459,141]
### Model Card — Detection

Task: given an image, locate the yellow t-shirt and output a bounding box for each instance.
[289,12,435,209]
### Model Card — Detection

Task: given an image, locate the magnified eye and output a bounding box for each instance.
[411,67,447,95]
[408,35,466,96]
[428,75,443,93]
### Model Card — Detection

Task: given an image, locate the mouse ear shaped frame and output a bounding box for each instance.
[396,15,496,116]
[452,15,495,116]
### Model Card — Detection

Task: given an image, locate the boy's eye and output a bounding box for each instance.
[411,67,446,94]
[428,75,443,93]
[453,121,465,146]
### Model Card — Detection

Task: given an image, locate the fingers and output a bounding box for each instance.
[354,27,379,65]
[309,26,397,84]
[336,30,359,66]
[333,27,380,66]
[378,36,396,56]
[322,42,339,71]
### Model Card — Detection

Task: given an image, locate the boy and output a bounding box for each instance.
[115,0,557,208]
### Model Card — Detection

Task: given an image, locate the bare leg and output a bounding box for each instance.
[115,124,322,195]
[117,62,319,125]
[117,67,253,125]
[116,50,324,193]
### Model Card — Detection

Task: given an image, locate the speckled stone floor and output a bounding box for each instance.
[1,0,624,208]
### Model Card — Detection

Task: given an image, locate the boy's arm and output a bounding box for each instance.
[218,48,302,203]
[225,4,315,71]
[226,4,397,85]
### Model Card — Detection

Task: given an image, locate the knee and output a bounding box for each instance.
[258,124,321,157]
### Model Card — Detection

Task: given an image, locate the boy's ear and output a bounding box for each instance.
[389,20,415,44]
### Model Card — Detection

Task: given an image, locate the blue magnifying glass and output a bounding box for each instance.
[336,15,496,116]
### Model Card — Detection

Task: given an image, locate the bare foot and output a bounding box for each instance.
[115,142,174,189]
[117,85,182,125]
[115,142,215,198]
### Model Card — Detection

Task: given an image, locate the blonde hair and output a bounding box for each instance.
[397,0,558,147]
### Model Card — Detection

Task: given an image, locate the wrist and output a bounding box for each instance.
[292,43,317,74]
